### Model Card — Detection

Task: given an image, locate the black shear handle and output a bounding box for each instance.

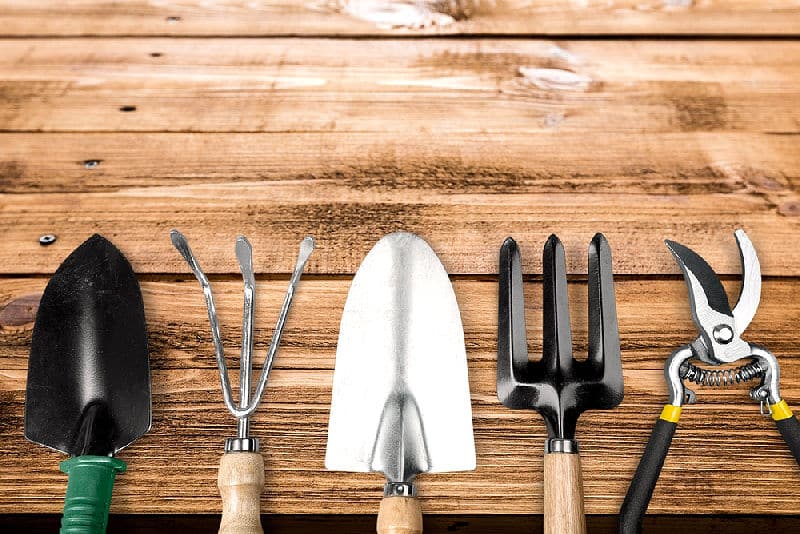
[618,415,678,534]
[775,412,800,465]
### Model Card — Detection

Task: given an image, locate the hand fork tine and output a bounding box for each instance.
[588,233,622,388]
[543,235,574,375]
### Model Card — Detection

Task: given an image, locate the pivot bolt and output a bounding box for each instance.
[713,324,734,344]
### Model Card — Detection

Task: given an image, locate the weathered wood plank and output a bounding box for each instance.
[0,39,798,134]
[2,278,800,514]
[0,1,798,36]
[0,149,799,275]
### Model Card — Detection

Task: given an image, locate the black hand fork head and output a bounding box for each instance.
[497,234,623,440]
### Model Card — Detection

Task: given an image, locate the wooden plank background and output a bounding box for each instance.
[1,1,799,36]
[1,0,800,527]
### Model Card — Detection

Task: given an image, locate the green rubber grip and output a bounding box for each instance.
[59,455,127,534]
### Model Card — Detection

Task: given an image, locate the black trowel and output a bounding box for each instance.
[24,234,151,534]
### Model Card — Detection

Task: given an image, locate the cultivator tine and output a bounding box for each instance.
[588,234,621,369]
[542,235,574,376]
[499,238,530,382]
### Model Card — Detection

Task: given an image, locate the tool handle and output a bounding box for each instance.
[772,401,800,465]
[544,451,586,534]
[618,410,679,534]
[377,496,423,534]
[59,455,127,534]
[218,452,265,534]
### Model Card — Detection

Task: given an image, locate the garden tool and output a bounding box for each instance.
[171,230,314,534]
[619,229,800,534]
[325,232,476,534]
[498,234,623,534]
[25,234,151,534]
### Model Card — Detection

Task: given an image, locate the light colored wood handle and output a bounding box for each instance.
[218,452,265,534]
[376,496,423,534]
[544,453,586,534]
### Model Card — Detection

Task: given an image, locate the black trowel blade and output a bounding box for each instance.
[24,234,151,457]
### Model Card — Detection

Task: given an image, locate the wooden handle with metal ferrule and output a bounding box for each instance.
[377,496,423,534]
[544,452,586,534]
[218,452,265,534]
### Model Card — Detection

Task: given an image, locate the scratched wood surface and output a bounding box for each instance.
[2,278,800,515]
[1,0,799,36]
[1,1,800,528]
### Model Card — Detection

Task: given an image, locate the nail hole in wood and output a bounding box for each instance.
[83,159,101,169]
[119,105,137,112]
[166,16,181,23]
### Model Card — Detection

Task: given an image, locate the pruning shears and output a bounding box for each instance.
[619,229,800,533]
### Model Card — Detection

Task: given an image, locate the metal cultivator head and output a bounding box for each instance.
[498,234,623,446]
[171,230,314,452]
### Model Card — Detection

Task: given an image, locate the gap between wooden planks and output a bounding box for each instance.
[2,277,800,513]
[0,0,798,36]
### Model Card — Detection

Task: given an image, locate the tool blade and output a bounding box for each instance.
[24,235,151,456]
[665,238,733,319]
[325,232,475,483]
[731,229,761,334]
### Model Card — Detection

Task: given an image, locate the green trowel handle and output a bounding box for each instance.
[59,455,127,534]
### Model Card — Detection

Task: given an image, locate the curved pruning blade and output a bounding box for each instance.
[732,229,761,334]
[665,239,732,321]
[666,235,752,364]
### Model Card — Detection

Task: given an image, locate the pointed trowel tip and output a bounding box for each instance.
[83,233,115,251]
[71,234,128,266]
[59,234,135,284]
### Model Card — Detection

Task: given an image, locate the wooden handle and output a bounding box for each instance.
[376,496,423,534]
[218,452,264,534]
[544,453,586,534]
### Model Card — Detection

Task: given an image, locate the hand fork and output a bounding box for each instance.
[498,234,624,534]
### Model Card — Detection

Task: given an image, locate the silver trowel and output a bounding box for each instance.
[325,232,476,533]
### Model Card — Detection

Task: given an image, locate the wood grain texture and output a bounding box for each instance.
[377,497,423,534]
[218,452,265,534]
[1,165,799,275]
[0,1,799,36]
[1,39,798,277]
[544,453,586,534]
[3,277,800,514]
[0,39,799,135]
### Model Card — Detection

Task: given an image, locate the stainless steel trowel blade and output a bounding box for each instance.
[325,232,475,483]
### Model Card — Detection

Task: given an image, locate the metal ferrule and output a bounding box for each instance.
[384,482,417,497]
[225,437,260,453]
[545,438,579,454]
